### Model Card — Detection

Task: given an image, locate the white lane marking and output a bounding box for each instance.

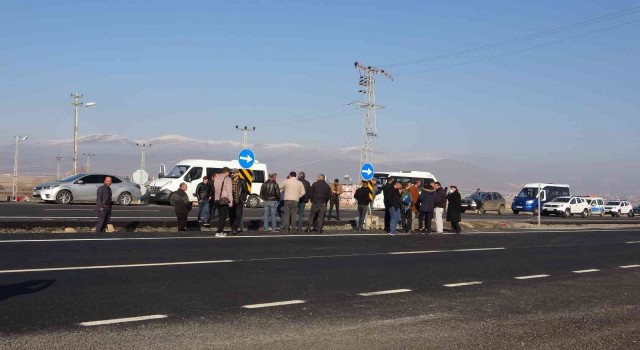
[389,247,505,255]
[0,216,195,219]
[358,289,412,297]
[619,265,640,269]
[79,314,168,326]
[44,209,161,212]
[514,274,550,280]
[627,241,640,244]
[242,300,305,309]
[573,269,600,274]
[443,281,483,288]
[0,260,234,274]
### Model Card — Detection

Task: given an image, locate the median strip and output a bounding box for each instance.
[242,300,306,309]
[0,260,234,274]
[358,289,412,297]
[443,281,483,288]
[79,314,168,327]
[572,269,600,274]
[514,274,550,280]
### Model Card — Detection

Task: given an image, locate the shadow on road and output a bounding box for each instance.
[0,280,55,302]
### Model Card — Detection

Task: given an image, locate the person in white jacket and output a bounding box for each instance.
[281,171,306,233]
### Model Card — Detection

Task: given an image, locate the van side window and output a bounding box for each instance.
[206,168,222,179]
[253,170,265,183]
[185,167,203,182]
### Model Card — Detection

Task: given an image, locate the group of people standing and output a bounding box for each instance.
[380,178,462,235]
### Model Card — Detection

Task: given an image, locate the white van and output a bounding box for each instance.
[147,159,268,208]
[372,170,438,210]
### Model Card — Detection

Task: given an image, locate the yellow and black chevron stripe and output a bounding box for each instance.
[238,169,253,192]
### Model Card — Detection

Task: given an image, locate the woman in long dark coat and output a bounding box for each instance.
[446,186,462,234]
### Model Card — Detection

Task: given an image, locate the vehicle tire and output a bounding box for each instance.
[479,208,486,215]
[55,190,73,204]
[513,210,519,215]
[532,208,539,216]
[628,210,634,218]
[247,194,260,208]
[460,210,466,214]
[117,192,133,206]
[542,211,549,216]
[617,210,621,217]
[600,211,604,217]
[498,205,505,215]
[563,209,571,218]
[581,209,588,218]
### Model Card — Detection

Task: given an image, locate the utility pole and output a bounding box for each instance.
[353,61,392,179]
[12,136,28,200]
[56,157,63,180]
[83,153,95,173]
[235,126,255,148]
[136,143,151,171]
[71,93,96,175]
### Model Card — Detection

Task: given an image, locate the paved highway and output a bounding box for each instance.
[1,229,639,348]
[1,202,639,225]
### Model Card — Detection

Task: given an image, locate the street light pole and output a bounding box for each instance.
[56,157,63,180]
[71,93,96,175]
[12,136,28,200]
[83,153,95,173]
[235,126,255,148]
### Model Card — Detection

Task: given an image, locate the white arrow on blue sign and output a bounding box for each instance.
[238,148,255,169]
[360,163,374,181]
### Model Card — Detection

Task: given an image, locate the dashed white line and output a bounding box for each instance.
[443,281,483,288]
[626,241,640,244]
[358,289,412,297]
[619,265,640,269]
[242,300,306,309]
[514,274,550,280]
[389,247,505,255]
[573,269,600,274]
[0,260,234,274]
[79,314,168,326]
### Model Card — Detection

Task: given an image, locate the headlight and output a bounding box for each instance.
[43,185,59,190]
[526,200,534,204]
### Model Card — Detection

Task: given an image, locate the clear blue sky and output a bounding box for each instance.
[1,0,639,168]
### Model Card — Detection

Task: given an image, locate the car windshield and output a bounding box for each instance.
[517,188,538,198]
[551,197,570,203]
[165,165,190,179]
[607,201,620,205]
[59,174,85,183]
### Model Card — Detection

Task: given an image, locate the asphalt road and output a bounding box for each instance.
[1,229,639,349]
[1,202,639,225]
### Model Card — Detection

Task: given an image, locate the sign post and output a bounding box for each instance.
[360,163,375,229]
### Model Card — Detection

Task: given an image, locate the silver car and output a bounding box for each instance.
[33,173,142,205]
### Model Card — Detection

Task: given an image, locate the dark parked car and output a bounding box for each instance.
[633,205,640,216]
[460,197,477,213]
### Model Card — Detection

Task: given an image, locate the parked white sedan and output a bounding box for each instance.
[542,196,591,218]
[604,200,635,217]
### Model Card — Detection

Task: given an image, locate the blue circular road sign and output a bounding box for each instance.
[361,163,375,181]
[238,148,256,169]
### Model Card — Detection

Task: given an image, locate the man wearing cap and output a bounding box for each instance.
[327,178,344,220]
[229,169,248,235]
[281,171,305,233]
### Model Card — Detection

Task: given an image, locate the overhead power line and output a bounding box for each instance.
[396,19,640,77]
[385,6,640,68]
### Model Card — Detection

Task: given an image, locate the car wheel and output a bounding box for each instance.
[617,210,621,217]
[627,210,634,218]
[600,211,604,217]
[563,209,571,218]
[460,210,466,214]
[533,208,539,216]
[581,209,588,218]
[498,205,505,215]
[512,210,519,215]
[542,211,549,216]
[247,195,260,208]
[55,190,73,204]
[479,208,486,215]
[117,192,133,206]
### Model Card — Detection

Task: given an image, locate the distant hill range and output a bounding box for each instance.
[0,133,637,200]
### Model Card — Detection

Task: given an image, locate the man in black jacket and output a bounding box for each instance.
[296,172,312,232]
[260,173,280,232]
[382,178,396,232]
[229,169,248,235]
[172,182,192,231]
[353,181,372,231]
[388,182,403,235]
[434,182,446,234]
[96,176,113,232]
[196,176,211,226]
[306,174,331,234]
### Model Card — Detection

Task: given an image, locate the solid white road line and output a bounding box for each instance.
[358,289,412,297]
[514,274,550,280]
[443,281,483,288]
[627,241,640,244]
[242,300,305,309]
[572,269,600,274]
[79,314,168,326]
[0,260,234,274]
[619,265,640,269]
[389,247,505,255]
[43,209,161,212]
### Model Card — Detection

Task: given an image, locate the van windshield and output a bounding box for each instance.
[165,165,190,179]
[517,188,538,198]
